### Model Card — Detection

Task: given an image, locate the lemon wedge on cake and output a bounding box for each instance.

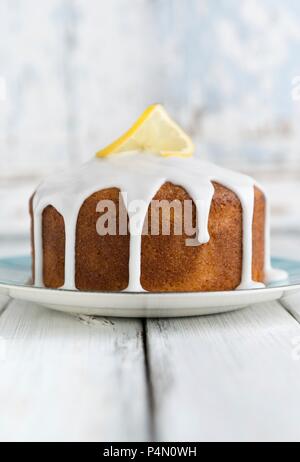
[96,104,194,158]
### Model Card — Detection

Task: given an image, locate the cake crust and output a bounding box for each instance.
[30,182,265,292]
[141,182,264,291]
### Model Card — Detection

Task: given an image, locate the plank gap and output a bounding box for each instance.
[0,298,12,318]
[145,302,300,441]
[142,319,156,442]
[279,297,300,323]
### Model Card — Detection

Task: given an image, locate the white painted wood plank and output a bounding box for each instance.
[146,302,300,442]
[72,0,162,164]
[271,232,300,260]
[263,179,300,232]
[0,300,149,442]
[0,178,37,237]
[276,233,300,320]
[0,0,69,177]
[0,236,29,258]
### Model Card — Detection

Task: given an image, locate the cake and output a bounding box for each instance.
[30,105,285,292]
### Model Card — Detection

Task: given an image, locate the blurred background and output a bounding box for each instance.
[0,0,299,256]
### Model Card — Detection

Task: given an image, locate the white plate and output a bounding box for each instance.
[0,256,298,318]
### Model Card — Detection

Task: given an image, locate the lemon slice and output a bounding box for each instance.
[96,104,194,158]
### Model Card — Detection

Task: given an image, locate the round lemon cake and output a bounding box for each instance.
[29,105,284,292]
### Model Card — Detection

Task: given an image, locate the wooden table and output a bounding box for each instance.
[0,233,300,442]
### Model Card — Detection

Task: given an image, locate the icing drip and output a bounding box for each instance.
[33,209,43,287]
[32,151,286,292]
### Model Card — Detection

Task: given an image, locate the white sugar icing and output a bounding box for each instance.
[32,151,286,291]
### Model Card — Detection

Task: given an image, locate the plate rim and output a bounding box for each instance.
[0,255,298,298]
[0,255,299,317]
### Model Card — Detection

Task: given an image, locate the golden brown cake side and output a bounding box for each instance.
[141,182,264,292]
[30,182,265,292]
[30,198,65,288]
[252,186,265,284]
[75,188,130,291]
[42,206,66,288]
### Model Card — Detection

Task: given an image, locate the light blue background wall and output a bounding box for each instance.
[0,0,299,235]
[156,0,300,169]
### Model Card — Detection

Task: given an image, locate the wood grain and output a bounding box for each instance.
[146,302,300,442]
[1,237,300,441]
[0,300,149,442]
